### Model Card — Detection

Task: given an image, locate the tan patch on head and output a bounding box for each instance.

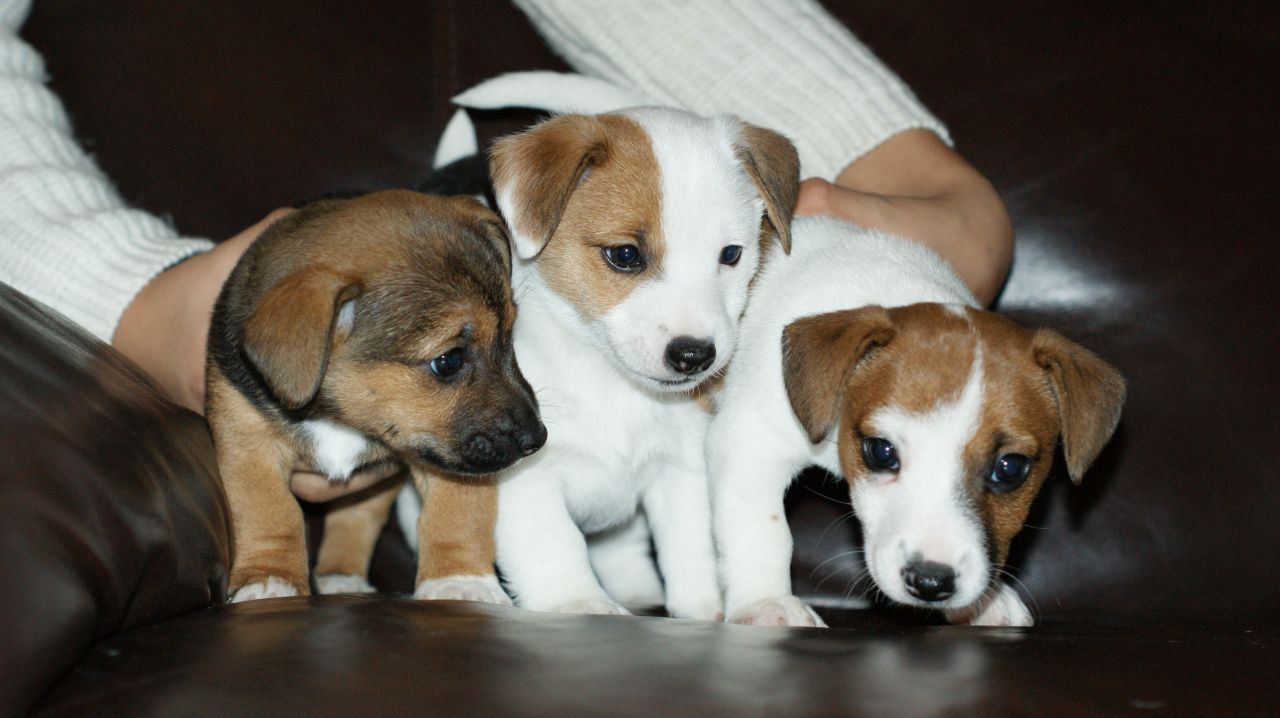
[491,114,664,319]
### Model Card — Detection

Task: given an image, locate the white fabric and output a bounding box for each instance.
[513,0,950,180]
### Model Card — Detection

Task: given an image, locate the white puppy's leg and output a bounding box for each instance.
[944,582,1034,627]
[588,511,666,610]
[710,422,821,627]
[643,462,722,621]
[497,470,629,616]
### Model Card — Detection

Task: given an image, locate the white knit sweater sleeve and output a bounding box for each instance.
[514,0,950,181]
[0,0,212,342]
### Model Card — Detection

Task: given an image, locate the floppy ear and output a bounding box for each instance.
[489,114,607,260]
[735,123,800,254]
[243,269,360,410]
[1032,329,1127,483]
[782,306,895,443]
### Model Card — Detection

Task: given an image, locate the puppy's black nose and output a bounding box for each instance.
[901,561,956,602]
[664,336,716,375]
[517,421,548,456]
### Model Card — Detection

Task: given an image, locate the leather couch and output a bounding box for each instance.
[4,1,1277,715]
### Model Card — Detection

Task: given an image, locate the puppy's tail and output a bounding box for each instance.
[452,71,654,116]
[395,482,421,552]
[432,108,479,169]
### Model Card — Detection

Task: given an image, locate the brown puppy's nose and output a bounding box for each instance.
[901,561,956,602]
[665,336,716,375]
[517,421,548,456]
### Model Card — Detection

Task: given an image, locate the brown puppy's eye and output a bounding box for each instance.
[428,348,466,379]
[602,244,645,273]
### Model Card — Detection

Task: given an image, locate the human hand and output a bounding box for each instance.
[112,208,294,414]
[794,129,1013,306]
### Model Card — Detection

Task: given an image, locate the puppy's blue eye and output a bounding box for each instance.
[719,245,743,266]
[428,348,465,378]
[987,453,1031,494]
[861,437,899,472]
[603,245,644,272]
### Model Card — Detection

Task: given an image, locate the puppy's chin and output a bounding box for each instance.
[411,446,524,477]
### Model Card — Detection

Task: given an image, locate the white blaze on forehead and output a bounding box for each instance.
[855,344,990,604]
[618,108,760,337]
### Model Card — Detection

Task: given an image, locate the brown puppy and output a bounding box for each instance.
[206,190,545,603]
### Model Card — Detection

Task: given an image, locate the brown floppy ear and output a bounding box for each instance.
[735,123,800,254]
[782,306,895,443]
[1032,329,1127,484]
[243,269,360,410]
[489,114,607,260]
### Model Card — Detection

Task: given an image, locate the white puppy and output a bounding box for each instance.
[403,73,800,618]
[711,215,1125,627]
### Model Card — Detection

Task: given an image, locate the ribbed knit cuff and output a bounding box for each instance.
[1,15,212,343]
[514,0,950,181]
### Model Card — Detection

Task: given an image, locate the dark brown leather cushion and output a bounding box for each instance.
[0,285,230,717]
[32,597,1280,718]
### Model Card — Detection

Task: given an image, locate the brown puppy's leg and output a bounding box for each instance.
[313,476,401,594]
[411,465,510,605]
[209,374,309,601]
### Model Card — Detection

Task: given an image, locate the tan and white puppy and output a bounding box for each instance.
[207,191,545,603]
[402,73,799,618]
[710,215,1126,627]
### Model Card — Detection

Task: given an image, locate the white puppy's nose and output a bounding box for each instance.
[664,336,715,375]
[901,560,957,602]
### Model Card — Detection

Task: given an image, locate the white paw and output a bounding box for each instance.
[315,574,376,595]
[414,574,513,606]
[230,576,300,603]
[550,598,632,616]
[728,596,827,627]
[666,593,726,622]
[945,583,1034,627]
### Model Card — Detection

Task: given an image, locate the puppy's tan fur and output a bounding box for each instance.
[207,190,541,599]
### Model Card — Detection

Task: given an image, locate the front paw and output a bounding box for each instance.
[728,596,827,627]
[414,574,513,606]
[229,575,304,603]
[315,574,376,595]
[944,584,1034,627]
[666,593,725,622]
[550,598,632,616]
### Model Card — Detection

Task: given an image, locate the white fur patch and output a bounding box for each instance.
[315,574,376,595]
[728,596,824,627]
[230,576,299,603]
[300,419,370,481]
[856,347,991,610]
[945,583,1034,627]
[414,574,513,606]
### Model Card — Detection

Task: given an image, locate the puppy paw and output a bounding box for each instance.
[229,576,302,603]
[728,596,827,627]
[550,598,632,616]
[666,594,726,622]
[945,584,1034,627]
[315,574,376,595]
[414,574,513,606]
